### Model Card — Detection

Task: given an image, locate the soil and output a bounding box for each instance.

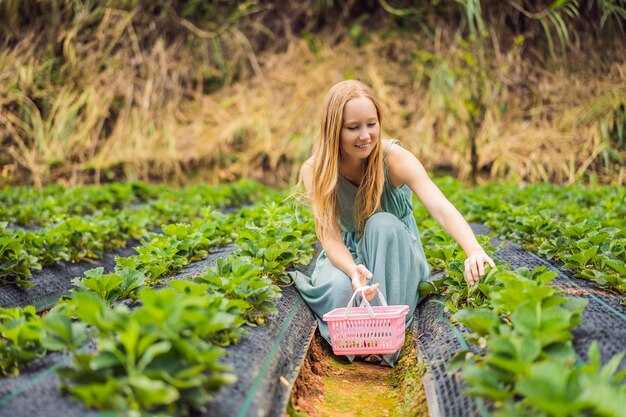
[288,331,429,417]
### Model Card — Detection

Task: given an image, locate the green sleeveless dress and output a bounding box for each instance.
[290,140,431,366]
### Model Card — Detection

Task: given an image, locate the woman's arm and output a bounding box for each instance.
[386,144,495,284]
[300,159,379,298]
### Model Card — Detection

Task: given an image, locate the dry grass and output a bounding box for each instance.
[0,3,625,187]
[175,36,424,186]
[173,34,625,186]
[0,3,257,186]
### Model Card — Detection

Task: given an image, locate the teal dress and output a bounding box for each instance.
[291,140,431,366]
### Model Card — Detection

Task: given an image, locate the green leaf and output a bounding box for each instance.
[463,363,513,401]
[602,257,626,276]
[65,291,116,331]
[516,362,585,414]
[128,375,180,406]
[90,352,121,371]
[453,308,500,336]
[169,279,209,296]
[487,335,542,374]
[42,312,88,351]
[81,273,124,303]
[70,379,122,408]
[137,341,172,373]
[117,267,146,295]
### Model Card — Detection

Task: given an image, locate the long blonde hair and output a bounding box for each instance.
[311,80,385,240]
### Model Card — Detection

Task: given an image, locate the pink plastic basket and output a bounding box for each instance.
[322,287,409,355]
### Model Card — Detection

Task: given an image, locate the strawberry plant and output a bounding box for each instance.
[0,224,41,286]
[52,288,240,416]
[0,180,270,287]
[196,257,280,325]
[0,305,46,376]
[71,267,146,305]
[419,178,626,295]
[445,265,625,416]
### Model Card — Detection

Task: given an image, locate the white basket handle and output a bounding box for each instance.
[343,287,387,319]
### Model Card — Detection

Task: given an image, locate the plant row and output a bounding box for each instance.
[0,196,316,416]
[0,182,160,226]
[421,179,626,298]
[451,266,625,417]
[0,180,266,226]
[0,201,250,377]
[435,249,625,416]
[0,180,269,286]
[415,208,626,416]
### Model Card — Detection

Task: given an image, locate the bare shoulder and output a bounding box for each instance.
[301,157,314,177]
[386,140,414,161]
[300,157,314,191]
[385,140,426,186]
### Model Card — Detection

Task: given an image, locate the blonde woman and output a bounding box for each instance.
[291,79,495,367]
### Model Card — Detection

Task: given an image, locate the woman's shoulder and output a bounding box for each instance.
[384,139,424,186]
[301,157,314,175]
[384,139,412,163]
[300,157,314,190]
[383,138,398,150]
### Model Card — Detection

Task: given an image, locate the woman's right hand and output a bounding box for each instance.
[350,264,379,301]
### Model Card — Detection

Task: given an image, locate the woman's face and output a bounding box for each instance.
[339,96,380,162]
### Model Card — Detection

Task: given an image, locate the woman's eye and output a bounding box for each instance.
[347,126,357,130]
[368,122,377,127]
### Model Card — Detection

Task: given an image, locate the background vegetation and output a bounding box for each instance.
[0,0,625,187]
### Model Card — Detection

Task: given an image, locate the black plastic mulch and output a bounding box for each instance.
[198,251,318,417]
[0,243,140,311]
[197,284,316,417]
[0,349,95,417]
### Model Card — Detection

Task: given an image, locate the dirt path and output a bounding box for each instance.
[288,331,429,417]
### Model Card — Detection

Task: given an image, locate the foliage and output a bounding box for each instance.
[195,258,280,325]
[0,180,266,286]
[416,188,625,416]
[71,266,146,305]
[447,265,626,417]
[0,174,624,416]
[0,185,318,416]
[0,223,41,286]
[0,305,46,376]
[412,175,626,415]
[417,178,626,295]
[52,288,239,416]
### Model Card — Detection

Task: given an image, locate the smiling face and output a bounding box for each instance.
[339,96,380,163]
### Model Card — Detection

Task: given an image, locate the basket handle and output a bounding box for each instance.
[343,287,387,319]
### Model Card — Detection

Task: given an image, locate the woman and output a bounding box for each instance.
[291,79,495,366]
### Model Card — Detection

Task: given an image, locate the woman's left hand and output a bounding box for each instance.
[464,249,496,285]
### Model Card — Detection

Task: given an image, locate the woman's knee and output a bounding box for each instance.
[364,212,405,236]
[314,267,353,295]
